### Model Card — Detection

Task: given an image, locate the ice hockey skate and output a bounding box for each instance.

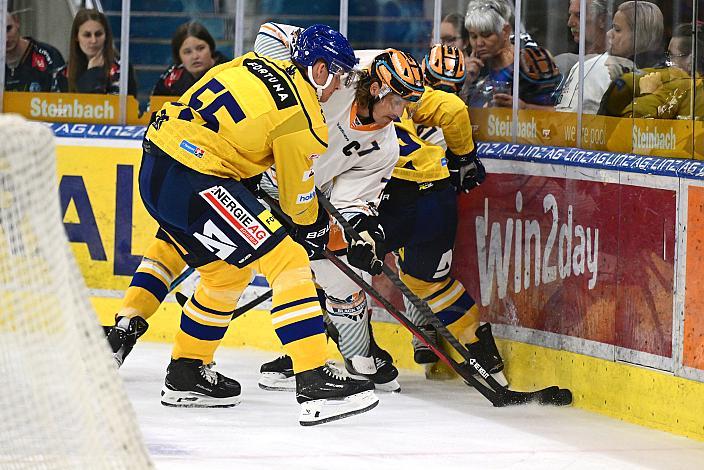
[107,315,149,367]
[411,324,439,364]
[466,323,508,387]
[344,345,401,393]
[258,355,295,391]
[296,363,378,426]
[161,358,242,408]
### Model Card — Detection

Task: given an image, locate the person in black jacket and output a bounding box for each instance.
[66,8,137,96]
[4,11,67,92]
[152,21,228,97]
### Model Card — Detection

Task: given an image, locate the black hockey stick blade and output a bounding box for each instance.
[175,289,273,319]
[315,189,572,407]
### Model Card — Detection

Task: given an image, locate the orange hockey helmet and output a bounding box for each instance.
[371,48,425,102]
[422,44,466,93]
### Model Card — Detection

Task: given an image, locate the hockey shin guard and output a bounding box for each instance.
[172,261,250,364]
[256,237,327,373]
[119,237,187,320]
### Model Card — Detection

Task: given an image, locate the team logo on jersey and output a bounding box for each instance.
[302,169,315,181]
[296,190,316,204]
[308,154,320,161]
[243,58,297,110]
[193,220,238,260]
[199,186,271,249]
[31,52,47,71]
[180,140,205,158]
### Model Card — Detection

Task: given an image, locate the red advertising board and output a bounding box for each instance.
[443,174,677,357]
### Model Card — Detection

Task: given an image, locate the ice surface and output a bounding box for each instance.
[122,343,704,470]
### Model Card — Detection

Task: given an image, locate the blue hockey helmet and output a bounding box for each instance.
[291,24,358,76]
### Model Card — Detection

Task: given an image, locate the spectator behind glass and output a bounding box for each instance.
[462,0,561,109]
[597,2,668,116]
[598,22,704,120]
[4,11,67,92]
[152,21,229,97]
[440,13,470,59]
[555,0,610,113]
[667,23,704,76]
[66,9,137,96]
[555,0,609,80]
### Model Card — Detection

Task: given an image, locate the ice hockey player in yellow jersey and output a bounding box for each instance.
[380,44,507,385]
[133,24,380,426]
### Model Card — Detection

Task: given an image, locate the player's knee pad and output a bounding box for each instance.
[324,291,371,359]
[144,237,187,274]
[257,236,312,290]
[193,260,252,309]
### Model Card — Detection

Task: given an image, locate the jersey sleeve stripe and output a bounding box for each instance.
[255,53,328,148]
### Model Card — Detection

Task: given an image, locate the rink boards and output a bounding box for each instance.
[49,123,704,440]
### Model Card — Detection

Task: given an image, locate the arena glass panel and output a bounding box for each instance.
[346,0,432,62]
[241,0,340,55]
[579,0,697,159]
[124,2,237,125]
[3,2,128,125]
[514,0,577,149]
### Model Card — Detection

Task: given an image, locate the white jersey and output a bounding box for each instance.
[318,49,398,217]
[255,25,398,219]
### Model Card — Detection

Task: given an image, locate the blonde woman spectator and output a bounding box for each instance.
[599,22,704,120]
[558,1,664,115]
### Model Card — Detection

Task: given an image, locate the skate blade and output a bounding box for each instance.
[299,390,379,426]
[258,373,296,392]
[160,387,242,408]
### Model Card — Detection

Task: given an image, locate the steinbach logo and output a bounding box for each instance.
[199,186,271,249]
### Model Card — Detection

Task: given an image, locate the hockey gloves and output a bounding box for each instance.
[447,148,486,194]
[292,199,330,258]
[346,214,385,275]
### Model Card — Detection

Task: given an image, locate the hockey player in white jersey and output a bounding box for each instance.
[255,22,427,393]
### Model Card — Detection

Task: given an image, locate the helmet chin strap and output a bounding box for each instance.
[308,65,334,99]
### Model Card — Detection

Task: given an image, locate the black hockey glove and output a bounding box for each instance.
[346,214,385,276]
[447,148,486,194]
[291,199,330,258]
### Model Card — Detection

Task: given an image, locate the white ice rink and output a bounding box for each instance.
[123,343,704,470]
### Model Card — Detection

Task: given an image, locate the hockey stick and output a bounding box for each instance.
[313,190,572,407]
[174,289,273,319]
[169,266,195,292]
[258,193,505,405]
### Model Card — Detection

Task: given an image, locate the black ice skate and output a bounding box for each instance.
[296,364,378,426]
[258,355,295,391]
[411,324,440,364]
[161,358,242,408]
[344,346,401,393]
[107,316,149,368]
[466,323,509,387]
